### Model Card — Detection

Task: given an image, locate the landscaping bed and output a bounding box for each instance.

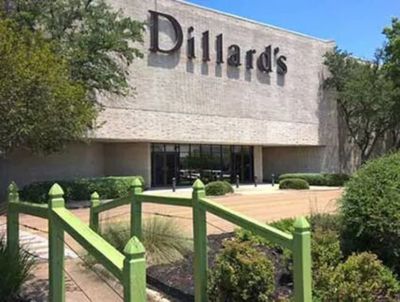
[147,232,293,301]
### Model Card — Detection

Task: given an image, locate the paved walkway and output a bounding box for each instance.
[0,186,342,249]
[0,225,77,260]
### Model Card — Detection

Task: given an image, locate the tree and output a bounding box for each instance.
[5,0,144,96]
[0,0,144,154]
[324,48,398,163]
[0,20,96,154]
[383,18,400,149]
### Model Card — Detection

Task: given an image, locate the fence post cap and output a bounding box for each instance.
[49,183,64,197]
[91,191,99,199]
[192,179,205,190]
[124,236,145,258]
[7,181,18,194]
[293,216,310,231]
[131,178,143,187]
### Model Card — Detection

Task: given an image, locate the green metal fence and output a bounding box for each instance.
[6,182,146,302]
[6,178,312,301]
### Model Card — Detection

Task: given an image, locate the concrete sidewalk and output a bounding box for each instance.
[0,188,342,249]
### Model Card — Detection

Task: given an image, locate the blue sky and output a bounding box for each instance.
[186,0,400,59]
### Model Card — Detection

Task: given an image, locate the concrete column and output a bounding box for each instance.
[253,146,263,183]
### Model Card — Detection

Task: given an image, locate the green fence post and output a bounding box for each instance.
[89,191,100,233]
[7,182,19,255]
[130,178,143,240]
[48,183,65,302]
[192,179,208,302]
[293,216,312,302]
[123,236,147,302]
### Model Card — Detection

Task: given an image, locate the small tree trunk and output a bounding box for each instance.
[4,0,15,14]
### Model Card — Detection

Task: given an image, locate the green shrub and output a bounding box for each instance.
[100,217,192,266]
[20,176,145,203]
[235,214,400,301]
[279,178,310,190]
[208,240,275,302]
[278,173,349,186]
[323,173,350,186]
[205,181,234,196]
[222,180,234,193]
[235,217,295,247]
[235,214,340,248]
[340,152,400,273]
[235,215,343,299]
[317,253,400,302]
[0,237,35,300]
[312,228,343,299]
[308,213,342,233]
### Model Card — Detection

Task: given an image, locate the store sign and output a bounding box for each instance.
[149,10,288,75]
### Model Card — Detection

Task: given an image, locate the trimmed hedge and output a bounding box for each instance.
[279,178,310,190]
[20,176,145,203]
[278,173,349,186]
[205,181,234,196]
[341,152,400,274]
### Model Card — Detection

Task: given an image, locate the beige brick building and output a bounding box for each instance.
[1,0,340,193]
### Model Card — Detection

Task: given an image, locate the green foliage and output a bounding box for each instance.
[308,213,342,233]
[383,18,400,150]
[383,18,400,88]
[234,213,400,301]
[341,152,400,273]
[0,237,35,301]
[235,217,296,248]
[312,228,343,299]
[5,0,144,96]
[324,47,399,162]
[20,176,145,203]
[235,214,341,248]
[99,217,192,266]
[278,173,349,186]
[222,180,234,193]
[0,0,144,155]
[279,178,309,190]
[0,19,96,154]
[208,240,275,302]
[317,253,400,302]
[235,214,343,299]
[205,181,234,196]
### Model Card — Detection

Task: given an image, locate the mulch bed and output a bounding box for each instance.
[147,232,293,301]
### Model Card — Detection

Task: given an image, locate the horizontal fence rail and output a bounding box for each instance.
[135,194,192,207]
[199,197,293,249]
[6,182,146,302]
[6,177,312,302]
[53,207,125,281]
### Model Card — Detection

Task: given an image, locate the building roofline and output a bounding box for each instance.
[171,0,335,43]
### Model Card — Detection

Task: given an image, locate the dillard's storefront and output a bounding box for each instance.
[0,0,341,193]
[148,7,286,187]
[148,8,285,186]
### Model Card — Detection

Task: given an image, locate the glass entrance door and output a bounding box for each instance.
[151,145,179,187]
[152,144,254,187]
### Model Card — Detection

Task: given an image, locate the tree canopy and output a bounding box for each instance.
[383,18,400,149]
[0,0,144,154]
[6,0,144,95]
[0,20,96,154]
[324,48,399,163]
[383,18,400,87]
